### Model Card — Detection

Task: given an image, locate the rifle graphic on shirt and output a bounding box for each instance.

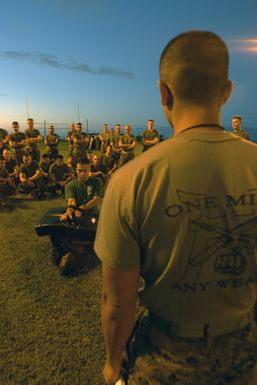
[188,216,257,275]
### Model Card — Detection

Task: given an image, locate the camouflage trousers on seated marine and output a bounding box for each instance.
[126,314,257,385]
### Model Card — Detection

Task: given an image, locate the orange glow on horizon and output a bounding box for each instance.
[229,38,257,54]
[237,39,257,44]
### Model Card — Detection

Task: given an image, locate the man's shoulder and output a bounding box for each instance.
[9,158,17,166]
[49,162,57,171]
[31,160,39,168]
[62,163,70,172]
[19,163,27,172]
[87,176,102,185]
[0,128,8,135]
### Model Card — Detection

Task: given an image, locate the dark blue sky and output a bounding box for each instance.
[1,0,257,131]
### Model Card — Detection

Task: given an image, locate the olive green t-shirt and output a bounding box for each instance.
[20,160,40,178]
[141,129,160,148]
[25,128,41,148]
[46,133,59,147]
[49,163,70,181]
[95,130,257,327]
[0,167,9,180]
[9,132,26,147]
[121,134,136,153]
[65,177,103,206]
[72,132,88,152]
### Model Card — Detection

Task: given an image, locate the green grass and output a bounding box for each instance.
[0,197,105,385]
[0,141,144,385]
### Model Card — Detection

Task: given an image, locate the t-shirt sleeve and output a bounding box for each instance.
[19,164,26,174]
[65,181,76,201]
[94,172,141,271]
[93,177,103,197]
[49,163,56,174]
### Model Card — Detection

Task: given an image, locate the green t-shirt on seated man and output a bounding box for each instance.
[65,176,103,207]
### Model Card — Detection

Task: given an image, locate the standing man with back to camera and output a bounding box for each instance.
[94,31,257,385]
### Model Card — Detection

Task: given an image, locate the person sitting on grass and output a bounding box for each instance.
[0,156,17,203]
[0,127,10,153]
[90,154,108,187]
[49,154,72,195]
[40,153,52,189]
[49,158,103,275]
[66,154,76,178]
[101,144,118,176]
[2,148,19,187]
[18,153,45,198]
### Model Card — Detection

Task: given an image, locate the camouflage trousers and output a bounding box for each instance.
[126,315,257,385]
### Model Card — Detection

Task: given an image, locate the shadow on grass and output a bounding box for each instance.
[58,248,100,278]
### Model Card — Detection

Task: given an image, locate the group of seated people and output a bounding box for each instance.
[0,149,120,202]
[0,118,161,204]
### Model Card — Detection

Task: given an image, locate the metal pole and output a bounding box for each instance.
[26,96,30,118]
[77,101,80,122]
[86,118,88,133]
[43,120,46,138]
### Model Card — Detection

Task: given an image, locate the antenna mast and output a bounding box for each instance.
[26,96,30,118]
[77,101,80,122]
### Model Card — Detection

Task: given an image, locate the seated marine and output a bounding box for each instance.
[18,153,45,198]
[48,154,72,195]
[48,158,103,275]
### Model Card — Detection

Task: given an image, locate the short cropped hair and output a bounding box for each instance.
[42,153,50,159]
[56,155,64,160]
[77,158,90,166]
[232,115,242,122]
[159,30,229,105]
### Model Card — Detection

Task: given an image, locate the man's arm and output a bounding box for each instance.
[28,169,42,182]
[60,197,77,221]
[101,264,140,385]
[126,138,137,150]
[79,195,102,211]
[145,136,160,145]
[19,171,28,184]
[27,133,42,144]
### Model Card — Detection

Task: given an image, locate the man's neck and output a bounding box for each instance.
[171,104,222,135]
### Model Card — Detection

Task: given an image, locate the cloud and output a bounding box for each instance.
[0,92,7,96]
[1,50,134,79]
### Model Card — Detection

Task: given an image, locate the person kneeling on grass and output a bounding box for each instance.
[48,154,72,195]
[0,156,17,204]
[18,153,45,199]
[50,158,103,275]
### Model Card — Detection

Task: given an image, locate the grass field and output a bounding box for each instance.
[0,141,143,385]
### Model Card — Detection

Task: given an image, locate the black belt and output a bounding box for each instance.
[148,311,252,338]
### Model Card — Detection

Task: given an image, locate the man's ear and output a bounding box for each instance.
[221,79,233,105]
[158,80,174,110]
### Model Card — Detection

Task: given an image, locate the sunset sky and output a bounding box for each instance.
[1,0,257,132]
